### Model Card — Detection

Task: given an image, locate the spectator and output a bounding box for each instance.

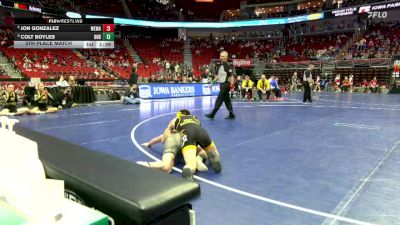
[290,72,298,92]
[303,65,313,102]
[361,79,369,93]
[370,77,379,93]
[241,75,253,100]
[321,77,329,91]
[270,76,282,100]
[60,88,76,109]
[334,74,341,92]
[314,75,321,92]
[68,76,77,86]
[342,76,350,92]
[257,75,270,101]
[349,74,354,93]
[28,82,58,114]
[231,75,242,98]
[129,66,139,86]
[56,76,69,87]
[123,84,141,104]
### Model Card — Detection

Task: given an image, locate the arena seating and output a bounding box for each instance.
[14,0,75,13]
[0,66,10,79]
[130,38,162,63]
[18,0,126,17]
[276,33,352,62]
[161,39,184,63]
[347,22,400,59]
[0,27,116,81]
[126,0,179,21]
[129,38,172,77]
[1,48,101,79]
[190,39,215,77]
[191,38,278,76]
[81,39,134,79]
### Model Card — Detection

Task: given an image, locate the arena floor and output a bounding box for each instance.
[16,92,400,225]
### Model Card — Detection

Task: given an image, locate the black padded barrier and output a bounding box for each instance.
[14,126,200,225]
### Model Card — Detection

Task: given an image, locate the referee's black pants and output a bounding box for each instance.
[303,82,312,103]
[211,82,235,117]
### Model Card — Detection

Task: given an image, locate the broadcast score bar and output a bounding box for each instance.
[13,18,115,49]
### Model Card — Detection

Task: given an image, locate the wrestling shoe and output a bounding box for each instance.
[182,166,194,181]
[207,151,222,173]
[224,115,235,120]
[204,113,214,119]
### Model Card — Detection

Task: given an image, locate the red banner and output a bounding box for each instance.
[233,59,253,67]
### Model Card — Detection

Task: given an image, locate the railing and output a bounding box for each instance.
[290,26,356,37]
[370,58,391,68]
[263,58,391,70]
[335,32,360,60]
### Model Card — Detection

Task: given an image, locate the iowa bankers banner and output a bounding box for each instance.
[138,83,220,99]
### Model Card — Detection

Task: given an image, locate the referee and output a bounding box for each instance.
[303,64,314,103]
[205,51,236,120]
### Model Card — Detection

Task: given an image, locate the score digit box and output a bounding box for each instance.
[102,32,115,41]
[102,24,114,32]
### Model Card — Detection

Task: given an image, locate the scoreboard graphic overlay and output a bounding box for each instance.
[13,18,114,49]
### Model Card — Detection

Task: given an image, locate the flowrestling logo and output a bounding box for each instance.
[367,11,388,19]
[358,5,371,13]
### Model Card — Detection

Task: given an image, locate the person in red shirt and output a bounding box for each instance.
[370,77,379,93]
[361,79,369,93]
[334,74,341,92]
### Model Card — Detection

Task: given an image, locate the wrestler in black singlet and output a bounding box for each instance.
[174,115,213,150]
[34,91,53,111]
[2,91,18,113]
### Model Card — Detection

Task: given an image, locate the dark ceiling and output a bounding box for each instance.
[174,0,306,19]
[174,0,242,18]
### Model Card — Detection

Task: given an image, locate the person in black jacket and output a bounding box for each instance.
[205,51,236,120]
[129,65,138,86]
[60,88,76,109]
